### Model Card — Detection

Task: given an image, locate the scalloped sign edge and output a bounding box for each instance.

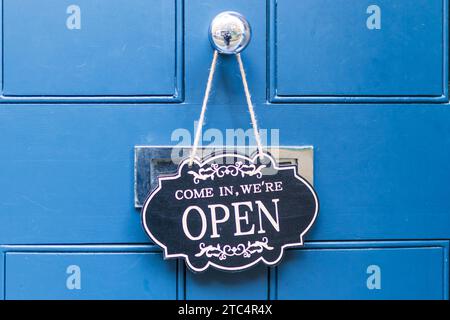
[141,152,319,272]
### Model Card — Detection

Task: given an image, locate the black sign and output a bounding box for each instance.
[141,152,319,272]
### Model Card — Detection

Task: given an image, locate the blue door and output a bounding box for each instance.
[0,0,448,299]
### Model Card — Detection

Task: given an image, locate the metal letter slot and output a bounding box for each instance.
[134,146,314,208]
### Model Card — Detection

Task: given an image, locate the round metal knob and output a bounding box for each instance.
[209,11,251,54]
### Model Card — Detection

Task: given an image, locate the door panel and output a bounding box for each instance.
[5,252,176,299]
[277,244,448,300]
[271,0,447,102]
[3,0,181,101]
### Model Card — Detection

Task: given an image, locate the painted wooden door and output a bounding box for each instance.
[0,0,448,299]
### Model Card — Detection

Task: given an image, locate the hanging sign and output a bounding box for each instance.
[141,12,319,273]
[141,152,319,272]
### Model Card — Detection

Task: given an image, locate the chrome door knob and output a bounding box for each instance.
[209,11,251,54]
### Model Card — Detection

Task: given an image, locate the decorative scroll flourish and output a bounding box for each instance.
[188,161,266,184]
[195,237,274,260]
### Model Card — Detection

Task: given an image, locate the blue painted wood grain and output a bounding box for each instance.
[0,0,448,244]
[1,103,450,243]
[271,0,448,102]
[0,252,4,300]
[185,264,268,300]
[2,0,182,102]
[277,244,448,300]
[1,241,446,300]
[0,0,448,300]
[5,251,176,299]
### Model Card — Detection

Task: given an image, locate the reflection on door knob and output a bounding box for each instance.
[209,11,251,54]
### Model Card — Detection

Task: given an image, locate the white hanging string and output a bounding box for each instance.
[189,50,219,166]
[236,53,264,160]
[189,50,264,166]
